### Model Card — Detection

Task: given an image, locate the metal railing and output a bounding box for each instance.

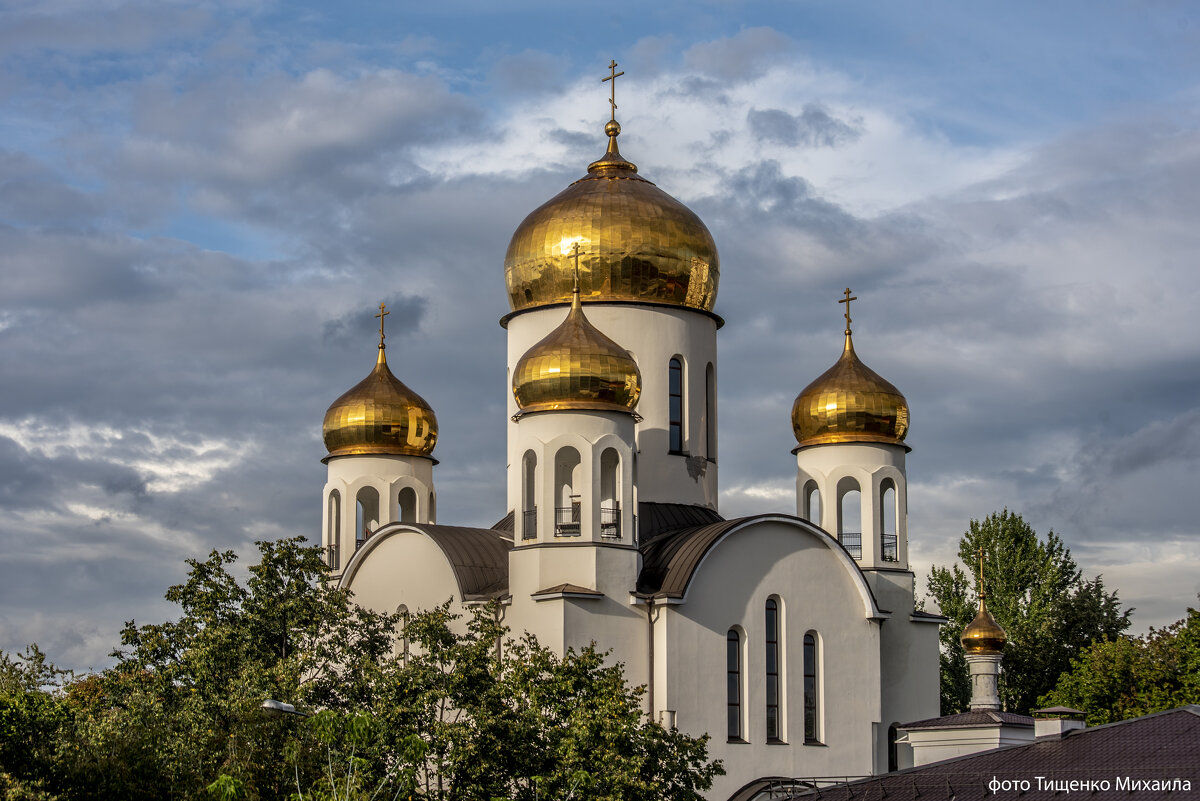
[555,505,581,537]
[840,532,862,560]
[325,544,339,571]
[600,503,620,539]
[881,533,898,562]
[522,507,537,540]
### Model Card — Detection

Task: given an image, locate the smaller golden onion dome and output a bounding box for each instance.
[961,597,1007,655]
[512,250,641,414]
[791,290,908,448]
[323,305,437,459]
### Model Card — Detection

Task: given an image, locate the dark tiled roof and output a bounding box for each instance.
[786,706,1200,801]
[491,510,515,537]
[910,608,948,621]
[637,501,724,542]
[901,710,1033,730]
[530,583,603,598]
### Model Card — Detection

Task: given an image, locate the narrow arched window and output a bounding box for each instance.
[766,598,782,742]
[888,723,899,772]
[398,487,417,523]
[881,480,897,562]
[802,480,820,526]
[428,491,436,524]
[355,486,380,550]
[554,447,581,537]
[705,362,716,461]
[600,448,621,539]
[838,481,862,559]
[804,632,820,743]
[727,629,743,741]
[668,357,684,453]
[326,490,341,570]
[522,450,537,540]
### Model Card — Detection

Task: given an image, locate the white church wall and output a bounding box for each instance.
[658,519,883,800]
[339,527,464,632]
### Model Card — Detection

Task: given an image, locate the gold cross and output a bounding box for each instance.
[838,288,857,335]
[375,302,389,346]
[977,546,986,600]
[569,242,582,293]
[602,59,624,122]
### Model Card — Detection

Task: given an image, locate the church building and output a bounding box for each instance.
[316,69,942,800]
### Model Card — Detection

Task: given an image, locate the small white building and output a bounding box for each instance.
[318,105,942,801]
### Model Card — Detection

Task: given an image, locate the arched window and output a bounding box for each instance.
[804,631,820,743]
[326,490,341,570]
[881,480,898,562]
[554,447,581,536]
[522,450,537,540]
[705,362,716,461]
[888,723,899,772]
[428,491,436,524]
[766,597,783,742]
[802,480,821,526]
[355,486,380,550]
[838,480,862,559]
[727,628,744,742]
[668,357,684,453]
[398,487,417,524]
[600,448,621,539]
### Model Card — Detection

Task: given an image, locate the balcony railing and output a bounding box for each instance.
[522,507,537,540]
[840,532,862,560]
[325,544,340,571]
[881,533,898,562]
[600,503,620,539]
[555,504,581,537]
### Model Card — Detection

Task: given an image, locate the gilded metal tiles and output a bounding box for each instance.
[962,599,1007,654]
[504,132,719,313]
[323,348,438,457]
[791,335,909,447]
[512,295,641,413]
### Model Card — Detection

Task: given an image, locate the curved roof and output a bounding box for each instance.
[636,513,884,619]
[340,522,511,600]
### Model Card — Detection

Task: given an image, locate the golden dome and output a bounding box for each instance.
[792,292,908,448]
[504,120,719,313]
[961,598,1007,655]
[512,259,641,414]
[322,316,437,458]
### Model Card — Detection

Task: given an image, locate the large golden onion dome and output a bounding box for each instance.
[504,119,719,313]
[512,254,641,414]
[961,597,1007,655]
[323,306,437,459]
[792,291,909,448]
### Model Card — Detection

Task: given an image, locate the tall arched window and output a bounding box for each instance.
[765,597,782,742]
[428,491,436,524]
[802,480,821,526]
[888,723,899,772]
[881,480,898,562]
[727,628,743,742]
[705,362,716,461]
[838,480,862,559]
[355,486,380,550]
[804,631,820,743]
[668,357,684,453]
[554,447,581,536]
[522,450,537,540]
[600,448,621,539]
[326,490,341,569]
[398,487,417,523]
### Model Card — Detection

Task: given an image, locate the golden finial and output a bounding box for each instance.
[977,546,986,600]
[375,302,389,349]
[838,288,857,336]
[602,59,624,123]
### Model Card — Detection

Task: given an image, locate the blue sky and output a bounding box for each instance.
[2,0,1199,670]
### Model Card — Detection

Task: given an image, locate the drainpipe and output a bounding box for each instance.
[645,596,657,719]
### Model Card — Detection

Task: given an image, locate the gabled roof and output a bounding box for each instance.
[785,706,1200,801]
[901,709,1033,730]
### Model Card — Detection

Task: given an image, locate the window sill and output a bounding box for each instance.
[667,450,689,457]
[804,739,826,747]
[727,738,749,745]
[766,738,787,745]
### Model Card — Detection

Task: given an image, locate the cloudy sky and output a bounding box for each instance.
[3,0,1199,671]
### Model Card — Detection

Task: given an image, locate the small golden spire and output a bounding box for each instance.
[569,242,582,300]
[375,302,390,350]
[602,59,624,123]
[977,546,986,600]
[838,288,857,337]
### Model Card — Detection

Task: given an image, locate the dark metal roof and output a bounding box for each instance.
[345,523,511,601]
[491,510,515,538]
[910,608,948,622]
[531,583,603,598]
[637,501,724,542]
[901,710,1033,730]
[785,706,1200,801]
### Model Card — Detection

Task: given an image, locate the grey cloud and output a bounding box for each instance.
[488,50,569,97]
[682,27,792,82]
[747,105,863,148]
[322,294,427,346]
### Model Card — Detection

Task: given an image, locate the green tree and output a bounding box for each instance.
[924,510,1130,715]
[1039,604,1200,724]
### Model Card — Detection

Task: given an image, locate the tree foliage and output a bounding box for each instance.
[1039,604,1200,725]
[924,510,1130,715]
[0,538,719,801]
